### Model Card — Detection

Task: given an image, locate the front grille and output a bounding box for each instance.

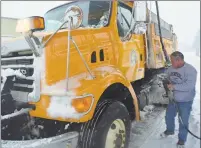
[1,51,35,96]
[10,68,34,77]
[1,59,34,65]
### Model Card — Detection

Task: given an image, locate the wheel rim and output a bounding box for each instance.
[105,119,126,148]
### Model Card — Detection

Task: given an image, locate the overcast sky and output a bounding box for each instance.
[1,1,200,46]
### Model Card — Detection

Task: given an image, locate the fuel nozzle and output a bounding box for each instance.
[162,79,171,85]
[162,78,171,97]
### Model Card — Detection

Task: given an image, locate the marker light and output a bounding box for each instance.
[16,16,45,33]
[71,96,93,113]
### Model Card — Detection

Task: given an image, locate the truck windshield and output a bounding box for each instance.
[44,1,112,32]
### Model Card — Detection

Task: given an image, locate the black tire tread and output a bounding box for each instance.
[79,100,131,148]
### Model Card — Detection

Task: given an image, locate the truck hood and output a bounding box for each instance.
[1,32,50,56]
[1,37,31,56]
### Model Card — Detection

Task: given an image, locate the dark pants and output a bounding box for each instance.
[165,101,193,143]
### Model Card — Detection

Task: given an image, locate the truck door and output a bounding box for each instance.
[116,1,145,82]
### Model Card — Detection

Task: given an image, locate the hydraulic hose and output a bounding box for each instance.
[155,1,170,65]
[172,99,201,140]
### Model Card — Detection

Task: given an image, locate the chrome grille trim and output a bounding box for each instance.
[1,51,40,102]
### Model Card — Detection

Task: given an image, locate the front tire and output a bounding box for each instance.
[79,100,131,148]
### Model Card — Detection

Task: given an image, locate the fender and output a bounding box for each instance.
[29,66,140,122]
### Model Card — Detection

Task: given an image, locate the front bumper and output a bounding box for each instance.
[2,132,79,148]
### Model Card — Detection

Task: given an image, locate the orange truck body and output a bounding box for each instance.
[2,1,177,123]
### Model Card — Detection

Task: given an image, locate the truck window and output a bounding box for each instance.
[88,1,111,27]
[117,2,133,37]
[44,1,112,32]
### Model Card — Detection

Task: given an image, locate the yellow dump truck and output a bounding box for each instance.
[1,1,177,148]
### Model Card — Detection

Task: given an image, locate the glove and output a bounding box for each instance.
[167,89,174,102]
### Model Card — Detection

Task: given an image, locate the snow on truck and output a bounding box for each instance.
[1,1,178,148]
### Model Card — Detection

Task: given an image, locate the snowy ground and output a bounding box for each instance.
[129,52,200,148]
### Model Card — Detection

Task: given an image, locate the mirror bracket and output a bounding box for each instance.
[23,31,42,57]
[41,19,69,48]
[41,5,83,48]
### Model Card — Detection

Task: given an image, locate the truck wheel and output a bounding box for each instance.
[79,100,131,148]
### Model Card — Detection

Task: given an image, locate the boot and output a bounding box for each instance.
[160,130,174,138]
[177,140,185,148]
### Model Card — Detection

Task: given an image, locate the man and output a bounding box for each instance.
[161,51,197,147]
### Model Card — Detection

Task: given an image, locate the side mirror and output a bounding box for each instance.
[63,5,83,30]
[134,1,148,22]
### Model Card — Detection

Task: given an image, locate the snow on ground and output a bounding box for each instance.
[129,52,200,148]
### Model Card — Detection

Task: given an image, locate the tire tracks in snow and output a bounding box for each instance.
[129,106,200,148]
[129,106,166,148]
